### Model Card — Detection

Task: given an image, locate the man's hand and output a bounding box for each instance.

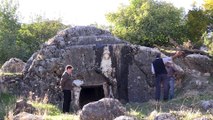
[173,51,185,59]
[176,51,184,56]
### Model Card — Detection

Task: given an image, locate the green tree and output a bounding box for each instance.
[203,0,213,55]
[185,7,209,47]
[0,0,20,64]
[204,0,213,11]
[106,0,185,46]
[203,0,213,32]
[17,18,67,61]
[203,32,213,55]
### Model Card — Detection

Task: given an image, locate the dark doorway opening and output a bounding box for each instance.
[79,85,104,109]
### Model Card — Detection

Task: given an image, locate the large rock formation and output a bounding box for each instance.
[22,26,159,106]
[12,26,213,110]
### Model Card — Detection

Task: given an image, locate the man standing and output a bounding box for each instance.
[151,51,183,101]
[60,65,74,113]
[165,61,176,100]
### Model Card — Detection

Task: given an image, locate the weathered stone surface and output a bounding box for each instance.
[1,58,26,73]
[13,112,43,120]
[179,54,213,74]
[114,115,138,120]
[21,26,161,105]
[1,26,213,120]
[19,26,211,106]
[13,99,37,115]
[193,117,211,120]
[0,74,23,94]
[200,100,213,111]
[154,113,176,120]
[80,98,126,120]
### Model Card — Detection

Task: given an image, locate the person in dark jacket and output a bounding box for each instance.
[60,65,74,113]
[151,51,183,101]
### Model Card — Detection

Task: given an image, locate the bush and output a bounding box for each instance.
[0,93,16,119]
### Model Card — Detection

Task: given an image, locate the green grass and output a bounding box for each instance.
[0,75,212,120]
[126,93,213,120]
[0,94,79,120]
[0,92,212,120]
[208,76,213,84]
[31,102,79,120]
[0,93,16,119]
[44,114,79,120]
[0,72,22,76]
[31,102,61,116]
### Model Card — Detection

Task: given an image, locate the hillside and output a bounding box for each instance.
[0,71,212,120]
[126,73,213,119]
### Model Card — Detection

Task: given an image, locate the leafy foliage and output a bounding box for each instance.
[0,92,16,119]
[106,0,185,46]
[185,7,209,47]
[203,32,213,55]
[0,0,68,64]
[204,0,213,11]
[0,0,20,64]
[203,0,213,26]
[201,0,213,53]
[31,102,61,115]
[17,19,67,61]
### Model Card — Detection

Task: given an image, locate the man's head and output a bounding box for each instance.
[66,65,73,75]
[156,53,161,58]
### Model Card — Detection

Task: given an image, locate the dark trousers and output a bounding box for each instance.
[155,74,169,101]
[63,90,71,113]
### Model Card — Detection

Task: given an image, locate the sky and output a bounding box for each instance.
[17,0,204,26]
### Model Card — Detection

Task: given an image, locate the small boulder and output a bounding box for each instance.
[200,100,213,111]
[13,99,37,115]
[193,117,211,120]
[80,98,126,120]
[13,112,43,120]
[154,113,176,120]
[114,115,138,120]
[1,58,25,73]
[185,54,213,73]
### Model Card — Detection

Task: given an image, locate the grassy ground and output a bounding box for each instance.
[126,75,213,120]
[0,93,79,120]
[0,75,212,120]
[0,72,22,76]
[30,102,79,120]
[126,94,213,120]
[0,93,16,119]
[1,92,212,120]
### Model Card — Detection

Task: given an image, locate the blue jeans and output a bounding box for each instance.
[155,74,169,101]
[168,77,175,99]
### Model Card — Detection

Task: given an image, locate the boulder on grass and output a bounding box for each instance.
[80,98,126,120]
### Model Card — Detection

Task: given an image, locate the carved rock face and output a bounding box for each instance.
[21,26,163,105]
